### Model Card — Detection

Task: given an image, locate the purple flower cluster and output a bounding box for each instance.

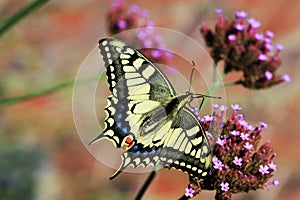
[107,0,149,35]
[106,0,173,63]
[197,104,278,199]
[200,9,290,89]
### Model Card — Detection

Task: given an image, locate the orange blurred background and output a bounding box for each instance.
[0,0,299,199]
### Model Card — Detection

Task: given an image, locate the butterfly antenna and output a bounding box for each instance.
[188,61,196,93]
[194,94,221,109]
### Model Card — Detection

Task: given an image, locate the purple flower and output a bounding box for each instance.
[266,30,274,38]
[259,54,268,61]
[231,104,242,111]
[220,182,230,192]
[265,43,273,51]
[230,130,240,136]
[151,49,161,58]
[240,132,249,140]
[239,120,248,127]
[228,34,236,41]
[213,104,219,109]
[203,115,214,122]
[244,142,253,151]
[214,162,224,170]
[215,9,223,15]
[248,18,261,29]
[255,33,264,40]
[189,106,196,112]
[219,105,228,112]
[213,157,224,170]
[282,74,291,82]
[235,11,248,18]
[137,30,146,40]
[117,20,127,29]
[265,71,273,80]
[129,5,139,13]
[237,114,245,119]
[235,24,245,31]
[273,179,280,186]
[247,125,254,131]
[185,188,195,197]
[233,156,243,166]
[216,137,226,147]
[260,121,268,129]
[143,39,153,48]
[259,165,269,175]
[268,162,277,171]
[212,157,220,164]
[264,38,272,44]
[276,43,284,51]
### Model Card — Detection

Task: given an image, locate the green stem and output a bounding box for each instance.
[0,80,73,107]
[0,72,102,107]
[198,71,226,110]
[212,63,217,84]
[0,0,50,37]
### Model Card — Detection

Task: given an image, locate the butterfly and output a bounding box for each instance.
[91,38,212,180]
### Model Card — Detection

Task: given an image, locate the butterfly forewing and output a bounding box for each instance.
[94,38,175,147]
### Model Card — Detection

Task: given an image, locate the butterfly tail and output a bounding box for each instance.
[88,133,106,145]
[109,152,131,180]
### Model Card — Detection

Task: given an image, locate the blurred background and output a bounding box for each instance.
[0,0,299,199]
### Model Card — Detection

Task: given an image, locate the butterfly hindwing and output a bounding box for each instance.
[166,108,212,178]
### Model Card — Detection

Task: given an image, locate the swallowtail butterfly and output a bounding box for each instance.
[91,38,212,180]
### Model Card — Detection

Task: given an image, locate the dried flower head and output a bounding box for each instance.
[200,10,291,89]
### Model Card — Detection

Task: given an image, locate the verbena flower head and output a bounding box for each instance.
[200,9,291,89]
[196,104,278,199]
[106,0,173,63]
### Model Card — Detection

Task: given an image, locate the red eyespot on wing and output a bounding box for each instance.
[123,135,135,149]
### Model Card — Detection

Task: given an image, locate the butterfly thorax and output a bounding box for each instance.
[137,93,192,137]
[164,93,193,115]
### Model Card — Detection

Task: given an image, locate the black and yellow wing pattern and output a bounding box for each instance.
[92,38,212,180]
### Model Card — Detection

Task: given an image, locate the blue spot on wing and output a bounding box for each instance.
[122,127,127,134]
[119,105,125,111]
[132,145,138,151]
[117,122,122,128]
